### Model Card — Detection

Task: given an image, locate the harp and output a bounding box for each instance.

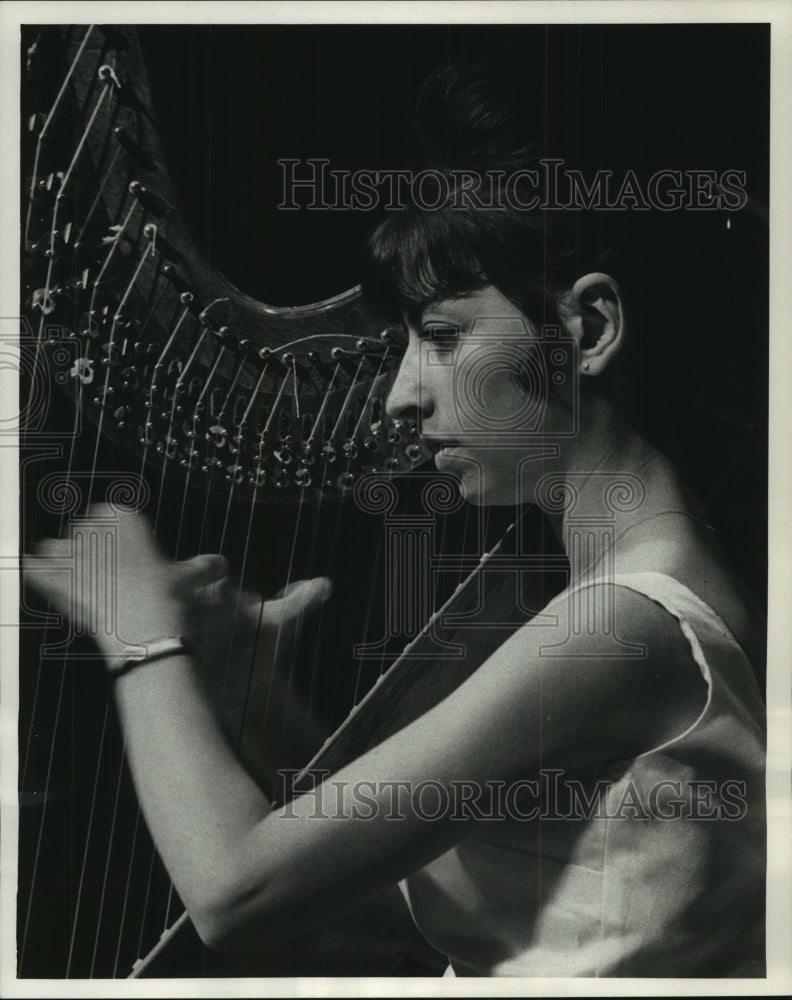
[18,23,567,978]
[17,22,767,980]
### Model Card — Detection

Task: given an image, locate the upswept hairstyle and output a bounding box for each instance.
[361,52,616,330]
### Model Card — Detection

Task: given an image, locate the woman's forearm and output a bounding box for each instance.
[113,654,273,945]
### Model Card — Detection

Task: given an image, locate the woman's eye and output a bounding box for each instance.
[425,325,459,347]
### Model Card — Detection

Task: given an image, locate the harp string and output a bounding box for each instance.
[306,360,342,440]
[87,223,156,501]
[217,363,289,554]
[23,25,95,248]
[112,806,144,977]
[86,199,140,331]
[26,75,116,431]
[195,351,249,556]
[21,37,124,969]
[72,144,123,249]
[218,373,286,554]
[327,357,366,443]
[172,341,227,560]
[65,701,110,977]
[21,25,419,974]
[19,374,86,790]
[18,652,70,967]
[22,34,178,970]
[89,727,129,978]
[150,327,208,533]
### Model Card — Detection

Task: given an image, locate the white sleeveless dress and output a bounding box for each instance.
[399,572,766,977]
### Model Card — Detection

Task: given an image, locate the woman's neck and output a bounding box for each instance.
[538,398,697,556]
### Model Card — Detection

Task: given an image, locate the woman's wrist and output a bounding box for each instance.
[98,616,191,667]
[108,635,195,678]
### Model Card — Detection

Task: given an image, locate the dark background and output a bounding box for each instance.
[136,23,770,304]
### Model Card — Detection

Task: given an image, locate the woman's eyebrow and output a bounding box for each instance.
[420,302,466,325]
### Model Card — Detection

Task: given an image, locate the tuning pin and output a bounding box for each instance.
[387,423,403,445]
[181,449,201,470]
[330,347,362,375]
[69,356,95,385]
[342,440,358,460]
[258,347,287,375]
[101,342,121,366]
[274,443,294,466]
[272,467,289,489]
[227,429,244,455]
[113,126,154,169]
[129,180,162,215]
[26,39,43,79]
[405,443,424,463]
[249,466,267,489]
[32,288,56,315]
[226,464,245,484]
[294,466,312,488]
[207,423,228,448]
[300,438,317,465]
[338,472,356,490]
[139,421,156,446]
[285,355,311,382]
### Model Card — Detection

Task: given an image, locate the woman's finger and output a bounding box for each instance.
[259,577,333,628]
[171,554,230,596]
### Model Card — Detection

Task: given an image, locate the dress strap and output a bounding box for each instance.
[563,570,764,755]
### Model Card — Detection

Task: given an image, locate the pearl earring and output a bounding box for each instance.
[583,362,590,372]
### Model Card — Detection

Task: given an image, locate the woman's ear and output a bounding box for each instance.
[556,272,626,376]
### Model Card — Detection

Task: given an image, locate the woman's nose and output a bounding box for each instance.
[385,340,429,420]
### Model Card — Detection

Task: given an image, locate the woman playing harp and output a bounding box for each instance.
[26,55,766,977]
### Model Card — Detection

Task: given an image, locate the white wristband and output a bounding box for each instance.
[112,636,193,678]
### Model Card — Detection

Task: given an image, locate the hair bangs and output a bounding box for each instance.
[362,206,490,323]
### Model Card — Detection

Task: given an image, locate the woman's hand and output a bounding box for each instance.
[25,503,188,667]
[178,564,332,668]
[177,564,332,777]
[24,501,332,685]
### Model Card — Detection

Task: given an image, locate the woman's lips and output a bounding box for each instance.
[433,443,465,461]
[425,438,461,454]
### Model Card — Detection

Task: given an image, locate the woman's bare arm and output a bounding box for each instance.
[26,507,706,952]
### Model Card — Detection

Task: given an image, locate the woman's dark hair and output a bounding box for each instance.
[361,47,768,600]
[361,51,620,328]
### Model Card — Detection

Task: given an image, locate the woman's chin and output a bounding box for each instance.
[456,471,515,508]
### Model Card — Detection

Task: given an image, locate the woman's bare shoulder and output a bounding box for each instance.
[495,581,710,763]
[610,514,765,669]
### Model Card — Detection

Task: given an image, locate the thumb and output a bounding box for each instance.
[263,576,333,626]
[172,553,230,595]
